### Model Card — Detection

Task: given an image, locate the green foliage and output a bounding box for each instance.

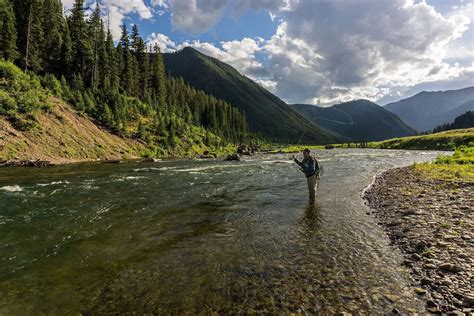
[434,146,474,165]
[163,47,335,144]
[414,146,474,183]
[41,73,63,96]
[0,59,51,130]
[3,1,253,156]
[0,89,17,116]
[0,0,18,61]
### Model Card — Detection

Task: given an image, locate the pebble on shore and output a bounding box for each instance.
[364,166,473,314]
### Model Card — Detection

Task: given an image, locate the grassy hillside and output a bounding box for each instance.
[384,86,474,131]
[0,98,145,163]
[369,128,474,150]
[291,100,416,141]
[163,47,338,144]
[0,61,237,163]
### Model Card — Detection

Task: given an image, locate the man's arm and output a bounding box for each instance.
[292,155,303,166]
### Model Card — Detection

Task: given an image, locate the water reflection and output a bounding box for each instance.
[300,202,323,237]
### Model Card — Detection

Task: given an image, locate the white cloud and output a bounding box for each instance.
[146,0,473,105]
[147,34,270,80]
[151,0,169,9]
[166,0,227,34]
[63,0,154,40]
[101,0,153,40]
[260,0,473,104]
[159,0,288,34]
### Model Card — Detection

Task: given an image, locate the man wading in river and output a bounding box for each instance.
[292,149,320,203]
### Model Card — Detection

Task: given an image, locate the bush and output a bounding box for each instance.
[0,59,41,92]
[0,60,52,130]
[41,73,63,96]
[0,90,17,116]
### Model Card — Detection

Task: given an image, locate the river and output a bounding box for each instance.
[0,149,444,314]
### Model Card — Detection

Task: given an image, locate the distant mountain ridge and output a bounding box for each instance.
[163,47,338,144]
[291,100,417,142]
[384,86,474,132]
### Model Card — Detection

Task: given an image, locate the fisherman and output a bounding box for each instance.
[292,149,320,203]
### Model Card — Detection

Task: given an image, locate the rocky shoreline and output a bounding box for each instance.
[0,159,54,168]
[364,166,473,314]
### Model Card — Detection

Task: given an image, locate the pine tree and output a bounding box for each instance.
[0,0,18,62]
[104,29,119,92]
[88,4,104,90]
[68,0,93,84]
[59,22,72,76]
[118,23,136,96]
[130,24,148,98]
[151,44,167,107]
[14,0,44,71]
[42,0,65,73]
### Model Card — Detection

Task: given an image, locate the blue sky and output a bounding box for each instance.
[67,0,474,106]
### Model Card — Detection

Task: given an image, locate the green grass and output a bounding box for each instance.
[368,128,474,151]
[0,60,52,130]
[413,146,474,183]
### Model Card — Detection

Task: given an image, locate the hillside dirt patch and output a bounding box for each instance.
[0,98,144,164]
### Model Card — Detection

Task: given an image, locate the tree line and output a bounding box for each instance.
[432,111,474,133]
[0,0,249,151]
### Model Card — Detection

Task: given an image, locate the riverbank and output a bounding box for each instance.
[364,165,473,314]
[0,99,241,166]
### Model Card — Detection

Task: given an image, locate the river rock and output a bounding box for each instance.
[142,158,161,163]
[441,278,453,287]
[225,154,240,161]
[464,295,474,306]
[414,287,427,295]
[420,277,433,286]
[237,145,252,155]
[439,263,463,273]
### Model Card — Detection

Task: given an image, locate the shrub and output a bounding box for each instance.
[42,73,63,96]
[0,60,52,130]
[0,90,17,116]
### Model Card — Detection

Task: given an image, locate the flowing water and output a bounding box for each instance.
[0,149,444,314]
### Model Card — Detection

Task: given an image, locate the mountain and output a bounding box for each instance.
[384,87,474,132]
[290,100,417,142]
[163,47,338,144]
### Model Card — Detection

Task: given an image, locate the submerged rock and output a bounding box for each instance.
[225,153,241,161]
[237,144,253,155]
[142,157,161,163]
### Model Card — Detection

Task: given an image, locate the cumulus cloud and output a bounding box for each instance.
[101,0,154,40]
[166,0,228,34]
[147,33,270,80]
[63,0,154,40]
[146,0,473,105]
[262,0,473,104]
[154,0,288,33]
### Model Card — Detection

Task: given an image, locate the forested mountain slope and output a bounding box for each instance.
[163,47,338,144]
[291,100,416,142]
